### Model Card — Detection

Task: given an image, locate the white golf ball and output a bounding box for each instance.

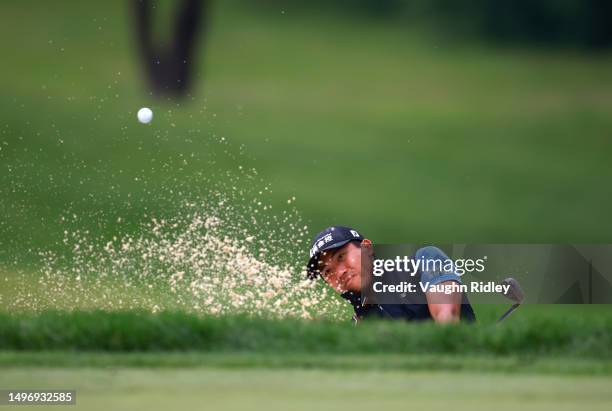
[137,107,153,124]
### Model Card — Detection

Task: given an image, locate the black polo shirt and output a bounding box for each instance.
[342,245,477,322]
[341,290,476,322]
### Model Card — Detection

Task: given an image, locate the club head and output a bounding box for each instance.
[501,277,525,304]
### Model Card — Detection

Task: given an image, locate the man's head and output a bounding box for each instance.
[306,226,371,293]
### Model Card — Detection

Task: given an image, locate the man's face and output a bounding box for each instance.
[317,241,362,293]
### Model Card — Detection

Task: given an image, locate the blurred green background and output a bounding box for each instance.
[1,0,612,272]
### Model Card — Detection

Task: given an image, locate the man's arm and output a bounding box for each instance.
[425,280,462,323]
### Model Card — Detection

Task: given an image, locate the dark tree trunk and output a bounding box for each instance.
[132,0,207,98]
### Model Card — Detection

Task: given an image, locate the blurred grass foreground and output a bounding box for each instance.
[1,309,612,358]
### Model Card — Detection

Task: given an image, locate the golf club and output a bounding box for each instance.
[497,277,525,323]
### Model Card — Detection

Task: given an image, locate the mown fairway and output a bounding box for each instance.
[1,367,611,411]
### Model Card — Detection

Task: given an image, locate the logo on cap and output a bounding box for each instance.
[310,233,334,257]
[306,226,365,279]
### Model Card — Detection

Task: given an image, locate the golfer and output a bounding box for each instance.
[307,226,476,323]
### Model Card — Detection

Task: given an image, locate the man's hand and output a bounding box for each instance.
[425,280,462,323]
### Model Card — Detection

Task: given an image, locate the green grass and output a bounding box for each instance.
[2,7,612,410]
[1,4,611,406]
[2,351,612,375]
[1,367,611,411]
[1,309,611,358]
[1,0,612,270]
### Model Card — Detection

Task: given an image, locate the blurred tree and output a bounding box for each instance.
[132,0,207,98]
[246,0,612,48]
[584,0,612,48]
[410,0,612,48]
